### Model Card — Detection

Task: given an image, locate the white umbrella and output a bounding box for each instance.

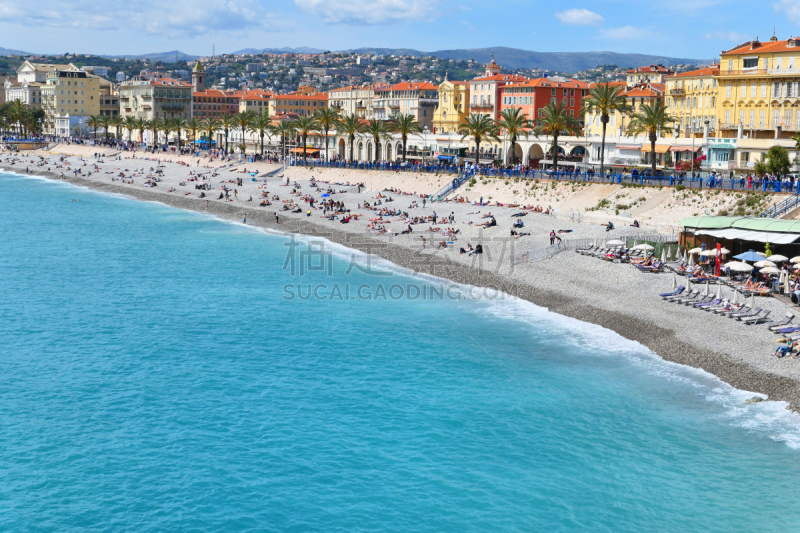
[786,277,792,296]
[768,254,789,263]
[661,248,667,263]
[756,251,767,257]
[724,261,754,272]
[703,281,710,296]
[607,239,625,246]
[732,288,739,305]
[755,260,776,268]
[633,243,654,251]
[749,293,755,309]
[790,256,800,264]
[688,254,695,268]
[689,247,704,255]
[760,266,780,275]
[672,273,678,289]
[715,282,721,300]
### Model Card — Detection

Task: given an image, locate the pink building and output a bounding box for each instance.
[468,57,527,121]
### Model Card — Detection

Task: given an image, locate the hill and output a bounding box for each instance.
[0,46,31,56]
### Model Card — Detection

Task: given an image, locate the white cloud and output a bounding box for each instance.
[0,0,268,35]
[294,0,440,24]
[555,8,603,26]
[599,25,649,40]
[774,0,800,24]
[703,31,749,42]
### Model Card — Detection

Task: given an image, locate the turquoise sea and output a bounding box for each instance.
[3,171,800,532]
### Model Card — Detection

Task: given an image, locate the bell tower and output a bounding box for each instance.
[192,60,206,93]
[484,55,501,77]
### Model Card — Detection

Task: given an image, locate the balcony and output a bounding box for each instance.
[768,68,800,76]
[717,69,768,77]
[669,88,685,95]
[469,102,493,110]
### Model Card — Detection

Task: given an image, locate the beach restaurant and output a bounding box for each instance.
[680,216,800,255]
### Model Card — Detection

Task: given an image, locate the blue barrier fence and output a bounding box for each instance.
[290,160,800,194]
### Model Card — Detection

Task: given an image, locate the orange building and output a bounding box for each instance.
[268,91,328,117]
[237,89,275,115]
[499,77,589,124]
[192,89,242,118]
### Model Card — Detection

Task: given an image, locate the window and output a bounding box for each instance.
[728,60,733,71]
[714,151,729,162]
[761,83,767,98]
[550,97,557,104]
[551,88,556,96]
[725,110,731,123]
[740,84,746,97]
[751,84,756,98]
[740,110,745,124]
[726,84,731,98]
[773,82,782,97]
[773,109,779,126]
[776,57,783,69]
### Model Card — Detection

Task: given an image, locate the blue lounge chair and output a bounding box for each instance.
[659,286,685,298]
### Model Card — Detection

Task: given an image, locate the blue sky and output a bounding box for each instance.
[0,0,795,60]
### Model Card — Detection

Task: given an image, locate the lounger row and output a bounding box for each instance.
[660,286,783,326]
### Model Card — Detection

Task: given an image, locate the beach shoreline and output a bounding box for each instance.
[2,153,799,413]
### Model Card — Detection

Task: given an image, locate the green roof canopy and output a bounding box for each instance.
[681,216,800,236]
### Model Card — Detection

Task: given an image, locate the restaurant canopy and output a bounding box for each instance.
[680,216,800,245]
[640,145,671,153]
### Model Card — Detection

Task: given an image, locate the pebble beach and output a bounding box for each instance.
[3,144,800,412]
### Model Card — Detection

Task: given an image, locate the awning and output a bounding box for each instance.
[696,228,800,244]
[616,145,641,150]
[290,147,321,154]
[640,145,671,153]
[708,144,735,150]
[670,146,696,152]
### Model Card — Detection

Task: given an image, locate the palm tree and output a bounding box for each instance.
[627,100,675,176]
[292,115,318,160]
[122,116,138,142]
[497,108,532,166]
[584,83,631,176]
[338,115,366,162]
[247,112,273,155]
[201,117,222,150]
[364,119,392,163]
[220,113,235,154]
[533,101,582,172]
[313,107,340,162]
[133,117,146,144]
[388,113,421,162]
[161,118,173,147]
[184,117,201,147]
[170,117,186,150]
[110,115,123,140]
[458,113,500,167]
[272,120,296,159]
[85,115,101,140]
[143,119,157,147]
[234,111,255,155]
[98,115,112,141]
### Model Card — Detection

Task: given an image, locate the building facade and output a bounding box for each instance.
[371,82,438,129]
[41,69,102,135]
[432,77,469,134]
[625,65,675,85]
[267,90,328,117]
[499,77,589,124]
[664,65,720,138]
[469,58,527,121]
[119,78,193,120]
[193,89,241,118]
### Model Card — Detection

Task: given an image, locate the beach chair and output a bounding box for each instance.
[716,305,749,316]
[672,290,701,304]
[694,298,722,308]
[763,313,794,330]
[684,295,715,306]
[664,289,695,302]
[730,307,762,320]
[659,286,685,298]
[741,309,771,325]
[638,260,663,273]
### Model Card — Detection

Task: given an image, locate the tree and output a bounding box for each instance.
[388,113,421,162]
[110,115,123,140]
[220,113,235,154]
[583,83,631,176]
[458,113,500,167]
[185,117,201,146]
[365,119,390,163]
[201,117,222,150]
[162,118,173,147]
[123,116,138,142]
[497,108,532,166]
[234,111,255,155]
[171,117,186,150]
[765,145,791,177]
[313,107,340,162]
[626,100,675,176]
[133,117,146,143]
[98,114,112,141]
[247,112,273,155]
[533,101,583,172]
[292,116,319,160]
[338,115,366,162]
[272,120,296,159]
[143,119,157,146]
[86,115,101,140]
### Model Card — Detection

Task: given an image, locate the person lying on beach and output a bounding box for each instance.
[477,218,497,228]
[437,241,448,250]
[511,213,526,217]
[775,339,796,358]
[427,226,441,232]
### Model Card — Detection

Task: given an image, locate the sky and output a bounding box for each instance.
[0,0,797,60]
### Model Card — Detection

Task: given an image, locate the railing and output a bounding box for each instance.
[289,160,800,194]
[512,233,678,265]
[717,69,769,76]
[432,171,472,201]
[760,192,800,218]
[669,89,686,95]
[768,68,800,75]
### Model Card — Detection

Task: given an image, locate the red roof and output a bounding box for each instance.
[391,81,438,91]
[625,65,674,75]
[624,83,665,98]
[665,65,720,78]
[471,73,527,83]
[150,78,192,87]
[504,77,588,90]
[722,37,800,56]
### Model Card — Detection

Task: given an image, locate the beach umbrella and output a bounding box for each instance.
[715,282,721,299]
[768,254,789,263]
[321,193,330,197]
[760,266,780,275]
[790,256,800,263]
[607,239,625,246]
[686,279,692,292]
[689,247,704,255]
[724,261,754,272]
[749,293,755,309]
[756,251,767,257]
[633,244,654,251]
[703,281,710,296]
[666,246,673,260]
[732,288,739,305]
[734,250,766,262]
[661,248,667,263]
[754,260,776,268]
[672,273,678,289]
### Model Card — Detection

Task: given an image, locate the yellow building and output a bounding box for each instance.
[717,35,800,139]
[41,69,102,136]
[664,65,719,138]
[432,76,469,134]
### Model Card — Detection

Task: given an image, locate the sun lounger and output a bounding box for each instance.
[775,325,800,334]
[673,291,702,304]
[685,295,715,306]
[730,307,762,319]
[638,260,663,273]
[741,309,771,325]
[764,313,794,330]
[717,305,749,316]
[659,286,685,298]
[694,298,722,308]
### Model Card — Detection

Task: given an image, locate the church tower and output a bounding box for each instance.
[192,60,206,93]
[484,55,501,77]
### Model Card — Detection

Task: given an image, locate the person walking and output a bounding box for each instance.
[549,230,556,246]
